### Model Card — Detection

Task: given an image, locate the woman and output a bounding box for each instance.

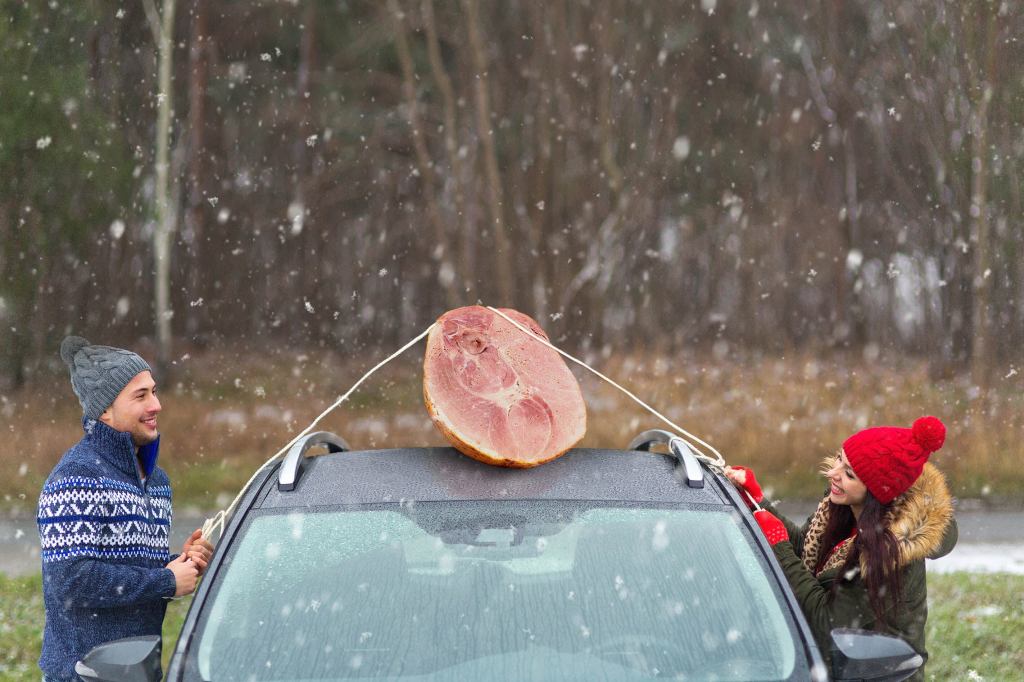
[726,416,957,680]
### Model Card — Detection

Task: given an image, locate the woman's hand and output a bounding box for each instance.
[723,465,764,507]
[753,510,789,546]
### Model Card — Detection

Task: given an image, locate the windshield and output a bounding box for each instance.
[190,502,802,681]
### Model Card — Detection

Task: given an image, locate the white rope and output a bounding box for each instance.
[486,306,727,471]
[201,305,735,542]
[201,322,436,540]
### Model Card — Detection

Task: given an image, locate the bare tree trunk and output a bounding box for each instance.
[595,0,623,194]
[144,0,177,375]
[968,5,999,387]
[0,207,35,389]
[387,0,458,307]
[422,0,471,298]
[185,0,208,342]
[970,91,992,385]
[292,1,317,315]
[462,0,514,305]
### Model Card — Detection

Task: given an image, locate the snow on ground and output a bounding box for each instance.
[927,543,1024,575]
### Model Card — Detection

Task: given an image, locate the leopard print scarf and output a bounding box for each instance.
[800,496,856,576]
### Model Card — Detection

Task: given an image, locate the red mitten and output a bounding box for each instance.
[726,465,764,507]
[753,510,789,546]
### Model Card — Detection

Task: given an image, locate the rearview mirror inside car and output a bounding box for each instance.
[74,634,162,682]
[830,628,924,682]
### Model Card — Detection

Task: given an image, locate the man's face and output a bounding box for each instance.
[99,371,161,447]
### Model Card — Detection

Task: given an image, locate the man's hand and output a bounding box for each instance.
[181,528,215,576]
[166,554,199,597]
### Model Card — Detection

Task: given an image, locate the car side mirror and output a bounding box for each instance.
[74,635,162,682]
[830,628,924,682]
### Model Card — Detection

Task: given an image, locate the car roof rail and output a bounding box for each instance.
[627,429,705,488]
[278,431,350,491]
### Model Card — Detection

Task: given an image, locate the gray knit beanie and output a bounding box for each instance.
[60,336,152,419]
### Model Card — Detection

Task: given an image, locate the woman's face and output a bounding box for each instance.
[826,451,868,507]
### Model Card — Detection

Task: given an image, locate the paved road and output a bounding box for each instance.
[4,507,1022,577]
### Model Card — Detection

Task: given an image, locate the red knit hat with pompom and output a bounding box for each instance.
[841,416,946,504]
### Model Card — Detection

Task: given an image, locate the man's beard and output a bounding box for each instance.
[131,425,159,447]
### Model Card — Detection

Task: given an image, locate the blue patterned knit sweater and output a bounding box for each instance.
[38,418,178,681]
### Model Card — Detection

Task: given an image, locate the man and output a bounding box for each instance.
[38,336,214,681]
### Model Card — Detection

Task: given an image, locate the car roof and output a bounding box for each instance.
[256,446,733,510]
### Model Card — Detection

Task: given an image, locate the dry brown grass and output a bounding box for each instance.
[3,345,1021,515]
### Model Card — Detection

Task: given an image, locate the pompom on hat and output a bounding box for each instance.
[60,336,152,419]
[842,416,947,504]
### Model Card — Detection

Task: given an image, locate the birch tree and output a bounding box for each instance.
[143,0,177,373]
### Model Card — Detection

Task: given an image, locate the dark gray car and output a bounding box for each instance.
[76,430,922,681]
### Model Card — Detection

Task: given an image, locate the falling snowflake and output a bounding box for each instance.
[36,136,52,149]
[261,53,272,62]
[378,268,388,277]
[306,134,318,147]
[304,300,315,314]
[672,136,690,160]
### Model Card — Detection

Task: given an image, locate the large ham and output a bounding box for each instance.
[423,306,587,467]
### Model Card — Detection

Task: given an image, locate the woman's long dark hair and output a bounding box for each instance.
[815,493,903,626]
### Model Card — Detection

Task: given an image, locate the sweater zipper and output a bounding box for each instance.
[135,453,152,531]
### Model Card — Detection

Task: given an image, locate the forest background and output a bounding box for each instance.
[1,0,1022,511]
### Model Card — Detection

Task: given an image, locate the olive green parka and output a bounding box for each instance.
[768,463,957,681]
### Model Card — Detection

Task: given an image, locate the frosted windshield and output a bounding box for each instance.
[194,502,799,681]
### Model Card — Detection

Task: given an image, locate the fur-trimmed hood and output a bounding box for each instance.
[886,462,955,564]
[805,458,956,574]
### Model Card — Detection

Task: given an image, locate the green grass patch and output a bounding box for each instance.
[2,571,1020,680]
[926,572,1024,680]
[163,594,194,673]
[0,572,43,680]
[0,572,192,681]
